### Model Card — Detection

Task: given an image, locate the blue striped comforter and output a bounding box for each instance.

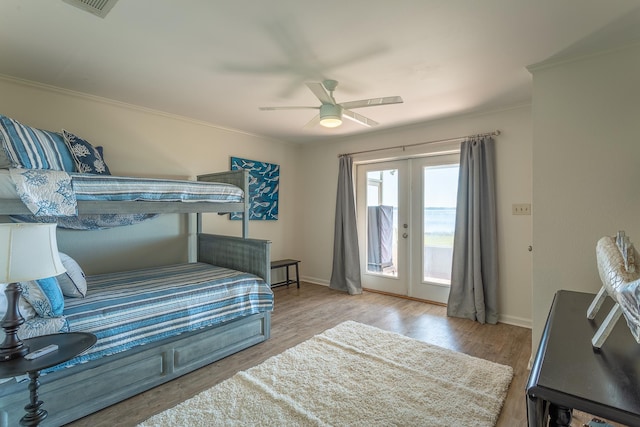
[71,173,243,203]
[47,263,272,372]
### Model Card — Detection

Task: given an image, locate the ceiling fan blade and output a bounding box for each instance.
[343,109,378,127]
[303,114,320,129]
[306,82,335,105]
[339,96,403,110]
[259,106,319,111]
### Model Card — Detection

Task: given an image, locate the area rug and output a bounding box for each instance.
[138,321,513,427]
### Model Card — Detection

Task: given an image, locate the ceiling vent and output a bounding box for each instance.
[62,0,119,18]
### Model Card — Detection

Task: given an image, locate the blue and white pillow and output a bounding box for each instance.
[0,115,75,171]
[20,277,65,318]
[62,130,111,175]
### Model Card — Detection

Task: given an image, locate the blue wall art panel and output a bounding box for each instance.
[230,156,279,220]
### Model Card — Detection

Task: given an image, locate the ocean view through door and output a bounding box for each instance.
[357,155,459,304]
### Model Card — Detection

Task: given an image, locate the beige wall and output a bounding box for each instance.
[298,105,533,327]
[0,76,533,327]
[530,43,640,350]
[0,76,298,274]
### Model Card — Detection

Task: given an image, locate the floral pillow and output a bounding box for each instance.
[62,129,111,175]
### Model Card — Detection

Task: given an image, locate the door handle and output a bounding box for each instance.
[402,233,408,238]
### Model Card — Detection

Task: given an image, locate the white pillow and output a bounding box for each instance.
[0,283,6,318]
[0,146,11,168]
[56,253,87,298]
[0,283,37,320]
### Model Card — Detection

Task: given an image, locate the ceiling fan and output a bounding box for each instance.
[259,79,403,128]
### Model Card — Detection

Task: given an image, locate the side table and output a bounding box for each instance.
[0,332,96,426]
[526,290,640,426]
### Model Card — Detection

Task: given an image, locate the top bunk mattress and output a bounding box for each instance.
[0,169,243,203]
[71,173,243,203]
[46,262,273,373]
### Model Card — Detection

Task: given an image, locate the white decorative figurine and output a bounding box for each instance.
[587,231,640,348]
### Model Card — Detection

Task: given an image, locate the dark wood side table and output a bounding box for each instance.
[0,332,96,426]
[270,259,300,288]
[526,290,640,427]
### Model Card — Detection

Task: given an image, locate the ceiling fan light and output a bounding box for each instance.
[319,104,343,128]
[320,116,342,128]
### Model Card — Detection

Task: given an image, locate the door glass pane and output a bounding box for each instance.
[423,164,458,284]
[366,169,398,277]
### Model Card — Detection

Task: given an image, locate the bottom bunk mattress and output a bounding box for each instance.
[48,262,273,373]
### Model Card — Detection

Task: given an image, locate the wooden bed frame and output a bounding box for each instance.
[0,170,272,426]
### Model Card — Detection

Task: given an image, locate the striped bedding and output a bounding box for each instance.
[0,170,244,204]
[46,262,273,373]
[70,173,243,203]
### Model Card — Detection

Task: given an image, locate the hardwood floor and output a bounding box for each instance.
[67,282,533,427]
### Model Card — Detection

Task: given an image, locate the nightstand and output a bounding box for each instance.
[0,332,96,426]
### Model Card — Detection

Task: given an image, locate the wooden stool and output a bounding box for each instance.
[270,259,300,288]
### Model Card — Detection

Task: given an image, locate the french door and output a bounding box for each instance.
[356,155,459,304]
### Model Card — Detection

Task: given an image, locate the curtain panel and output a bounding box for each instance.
[447,136,498,324]
[330,155,362,295]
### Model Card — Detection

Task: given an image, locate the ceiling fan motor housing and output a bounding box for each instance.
[319,104,343,127]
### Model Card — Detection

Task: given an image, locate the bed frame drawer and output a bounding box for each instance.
[0,312,271,427]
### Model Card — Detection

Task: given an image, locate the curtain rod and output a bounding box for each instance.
[338,130,500,158]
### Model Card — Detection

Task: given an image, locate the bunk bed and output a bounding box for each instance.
[0,167,273,425]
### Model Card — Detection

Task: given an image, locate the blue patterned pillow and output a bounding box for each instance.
[62,130,111,175]
[0,115,75,171]
[20,277,65,317]
[51,132,76,172]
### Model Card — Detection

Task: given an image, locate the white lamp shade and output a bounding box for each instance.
[0,223,66,283]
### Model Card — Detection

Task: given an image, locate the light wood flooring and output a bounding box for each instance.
[63,282,540,426]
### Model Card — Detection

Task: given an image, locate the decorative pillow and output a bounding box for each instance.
[62,129,111,175]
[18,316,69,340]
[0,283,5,318]
[52,131,76,172]
[0,115,74,171]
[0,283,37,320]
[18,294,38,320]
[56,252,87,298]
[20,277,65,317]
[0,145,11,168]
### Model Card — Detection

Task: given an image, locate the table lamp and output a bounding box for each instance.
[0,223,66,361]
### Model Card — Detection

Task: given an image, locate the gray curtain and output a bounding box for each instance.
[447,136,498,324]
[330,155,362,295]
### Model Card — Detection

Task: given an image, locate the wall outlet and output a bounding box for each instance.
[512,203,531,215]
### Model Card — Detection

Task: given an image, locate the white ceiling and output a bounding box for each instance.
[1,1,639,143]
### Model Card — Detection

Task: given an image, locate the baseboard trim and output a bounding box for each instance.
[498,314,532,329]
[300,276,329,286]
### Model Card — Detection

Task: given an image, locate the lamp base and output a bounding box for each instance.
[0,282,29,362]
[0,343,28,361]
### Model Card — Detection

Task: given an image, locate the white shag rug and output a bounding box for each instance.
[138,321,513,427]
